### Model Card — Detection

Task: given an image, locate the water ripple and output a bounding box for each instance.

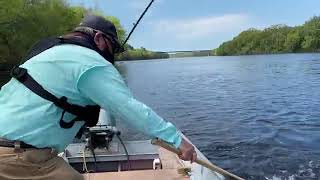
[117,54,320,180]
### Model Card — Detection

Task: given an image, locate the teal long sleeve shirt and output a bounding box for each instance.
[0,44,181,152]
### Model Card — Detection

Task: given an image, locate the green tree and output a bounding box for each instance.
[301,16,320,51]
[0,0,87,66]
[0,0,130,67]
[215,16,320,55]
[284,28,303,52]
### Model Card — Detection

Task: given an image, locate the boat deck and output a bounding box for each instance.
[83,169,188,180]
[82,148,190,180]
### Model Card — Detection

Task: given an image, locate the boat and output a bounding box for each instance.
[61,110,226,180]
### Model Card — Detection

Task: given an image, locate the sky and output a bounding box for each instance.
[68,0,320,51]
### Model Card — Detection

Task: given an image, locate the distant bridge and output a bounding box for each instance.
[154,50,212,54]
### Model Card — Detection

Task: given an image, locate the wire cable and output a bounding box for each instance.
[89,146,98,172]
[82,147,93,180]
[82,146,96,172]
[82,147,89,172]
[116,134,131,170]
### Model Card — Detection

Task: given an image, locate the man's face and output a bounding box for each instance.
[94,32,114,55]
[94,32,116,63]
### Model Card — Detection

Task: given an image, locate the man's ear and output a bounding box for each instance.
[93,32,103,45]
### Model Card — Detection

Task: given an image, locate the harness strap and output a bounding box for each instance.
[10,67,100,129]
[11,67,59,105]
[10,36,103,129]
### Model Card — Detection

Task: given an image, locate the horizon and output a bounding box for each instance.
[68,1,319,51]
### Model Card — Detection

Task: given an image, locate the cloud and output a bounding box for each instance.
[131,13,261,51]
[152,14,252,40]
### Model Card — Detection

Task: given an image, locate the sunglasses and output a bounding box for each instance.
[102,34,123,54]
[93,30,123,54]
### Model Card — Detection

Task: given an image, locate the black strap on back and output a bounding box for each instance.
[11,36,101,129]
[22,35,103,64]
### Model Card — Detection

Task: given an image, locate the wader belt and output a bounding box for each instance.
[0,137,37,149]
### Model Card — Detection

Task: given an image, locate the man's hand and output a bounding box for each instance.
[178,137,197,163]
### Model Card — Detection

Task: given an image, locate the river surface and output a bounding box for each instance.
[116,54,320,180]
[0,54,319,179]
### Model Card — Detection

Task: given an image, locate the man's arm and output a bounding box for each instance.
[77,65,182,147]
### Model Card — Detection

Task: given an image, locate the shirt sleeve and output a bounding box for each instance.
[77,65,182,148]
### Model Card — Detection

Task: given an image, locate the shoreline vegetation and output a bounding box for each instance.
[1,0,320,73]
[214,16,320,56]
[0,0,170,71]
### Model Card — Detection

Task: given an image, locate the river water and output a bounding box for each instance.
[116,54,320,180]
[0,54,319,179]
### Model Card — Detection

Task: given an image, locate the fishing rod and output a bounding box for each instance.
[122,0,155,47]
[152,139,245,180]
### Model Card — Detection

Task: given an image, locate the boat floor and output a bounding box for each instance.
[83,148,190,180]
[83,169,188,180]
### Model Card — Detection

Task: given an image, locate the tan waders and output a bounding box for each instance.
[0,147,83,180]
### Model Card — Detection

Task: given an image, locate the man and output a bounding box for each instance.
[0,15,197,179]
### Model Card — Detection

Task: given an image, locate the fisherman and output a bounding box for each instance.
[0,15,197,179]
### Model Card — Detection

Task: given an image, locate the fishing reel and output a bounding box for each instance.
[84,125,120,150]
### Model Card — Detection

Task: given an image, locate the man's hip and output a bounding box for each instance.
[0,138,83,180]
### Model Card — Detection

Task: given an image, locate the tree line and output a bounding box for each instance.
[116,46,169,61]
[2,0,319,68]
[0,0,169,70]
[215,16,320,56]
